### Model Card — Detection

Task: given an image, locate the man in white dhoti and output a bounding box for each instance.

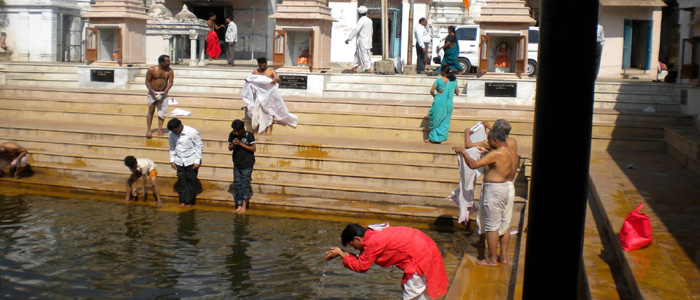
[453,128,514,267]
[242,57,298,135]
[466,119,518,258]
[345,6,373,73]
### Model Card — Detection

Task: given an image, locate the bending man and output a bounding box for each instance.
[325,223,448,299]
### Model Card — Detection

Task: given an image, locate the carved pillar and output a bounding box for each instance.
[197,36,206,66]
[189,31,198,66]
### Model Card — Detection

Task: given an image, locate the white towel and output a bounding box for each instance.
[242,75,298,133]
[447,148,483,223]
[168,98,178,105]
[170,108,191,116]
[470,122,486,143]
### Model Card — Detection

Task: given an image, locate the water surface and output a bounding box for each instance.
[0,194,461,299]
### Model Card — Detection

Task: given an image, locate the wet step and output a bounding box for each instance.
[588,151,700,299]
[581,198,633,299]
[1,173,460,222]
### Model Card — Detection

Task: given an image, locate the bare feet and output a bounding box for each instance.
[498,256,509,264]
[146,130,153,139]
[238,206,247,214]
[475,259,498,267]
[185,204,192,208]
[235,206,242,213]
[156,201,163,206]
[157,129,164,136]
[424,139,442,144]
[179,203,185,207]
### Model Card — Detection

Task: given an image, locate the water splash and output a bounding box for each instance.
[317,261,328,297]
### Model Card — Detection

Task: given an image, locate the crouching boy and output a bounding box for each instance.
[124,156,162,204]
[228,119,256,214]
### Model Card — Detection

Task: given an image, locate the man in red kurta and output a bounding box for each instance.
[325,223,449,300]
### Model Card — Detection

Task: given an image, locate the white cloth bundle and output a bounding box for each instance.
[242,75,298,133]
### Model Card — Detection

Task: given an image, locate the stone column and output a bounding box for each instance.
[198,35,206,66]
[189,31,198,66]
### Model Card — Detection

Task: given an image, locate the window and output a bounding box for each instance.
[528,30,538,44]
[457,28,478,41]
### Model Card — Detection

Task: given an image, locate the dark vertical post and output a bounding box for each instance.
[522,0,598,298]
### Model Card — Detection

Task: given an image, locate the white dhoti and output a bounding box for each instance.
[403,273,431,300]
[353,46,372,71]
[242,75,298,134]
[147,91,169,119]
[476,182,511,235]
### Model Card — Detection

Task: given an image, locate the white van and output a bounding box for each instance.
[430,25,539,77]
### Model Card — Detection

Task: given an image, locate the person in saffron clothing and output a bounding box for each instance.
[425,65,459,144]
[325,223,449,300]
[206,13,224,60]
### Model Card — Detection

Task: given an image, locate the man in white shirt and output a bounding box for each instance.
[413,17,431,73]
[225,17,238,67]
[167,118,204,207]
[345,6,373,73]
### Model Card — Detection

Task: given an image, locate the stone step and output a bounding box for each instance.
[1,63,79,73]
[2,173,462,222]
[593,81,682,94]
[0,103,665,152]
[323,89,470,103]
[23,160,485,206]
[132,74,247,87]
[592,109,693,126]
[325,73,479,85]
[593,101,680,112]
[5,78,79,88]
[8,136,464,179]
[26,151,469,194]
[0,120,471,166]
[0,86,537,119]
[0,104,538,146]
[664,126,700,177]
[5,71,79,80]
[593,91,678,103]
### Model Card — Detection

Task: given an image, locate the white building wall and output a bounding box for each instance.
[599,6,662,79]
[400,3,427,64]
[1,1,81,62]
[329,1,358,63]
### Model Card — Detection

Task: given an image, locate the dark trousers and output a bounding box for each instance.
[233,166,253,205]
[416,43,426,72]
[226,42,235,65]
[176,164,199,205]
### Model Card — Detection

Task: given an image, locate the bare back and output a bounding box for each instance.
[253,67,281,83]
[506,137,518,181]
[0,142,26,160]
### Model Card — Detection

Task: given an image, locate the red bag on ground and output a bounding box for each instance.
[618,203,653,251]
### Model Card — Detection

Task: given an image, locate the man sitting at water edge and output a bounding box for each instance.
[454,128,514,266]
[123,155,162,204]
[325,223,448,299]
[0,142,29,179]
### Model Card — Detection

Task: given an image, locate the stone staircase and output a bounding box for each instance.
[0,85,538,220]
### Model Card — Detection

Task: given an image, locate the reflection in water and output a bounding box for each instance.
[0,195,463,299]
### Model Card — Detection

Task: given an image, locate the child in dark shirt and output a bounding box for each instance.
[228,119,256,214]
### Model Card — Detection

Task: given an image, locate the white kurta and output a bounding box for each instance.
[242,75,298,133]
[347,16,373,70]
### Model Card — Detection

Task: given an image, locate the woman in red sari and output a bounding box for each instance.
[206,13,224,59]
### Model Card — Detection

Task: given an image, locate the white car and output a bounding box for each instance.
[430,25,539,77]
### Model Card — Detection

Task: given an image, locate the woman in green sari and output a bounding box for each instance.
[426,66,459,143]
[435,26,464,75]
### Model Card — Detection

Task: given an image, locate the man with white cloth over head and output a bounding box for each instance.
[242,57,298,135]
[345,6,373,73]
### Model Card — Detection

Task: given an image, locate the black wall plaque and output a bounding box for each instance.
[279,75,308,89]
[485,82,517,97]
[91,69,115,83]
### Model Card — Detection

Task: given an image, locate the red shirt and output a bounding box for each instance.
[342,226,448,299]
